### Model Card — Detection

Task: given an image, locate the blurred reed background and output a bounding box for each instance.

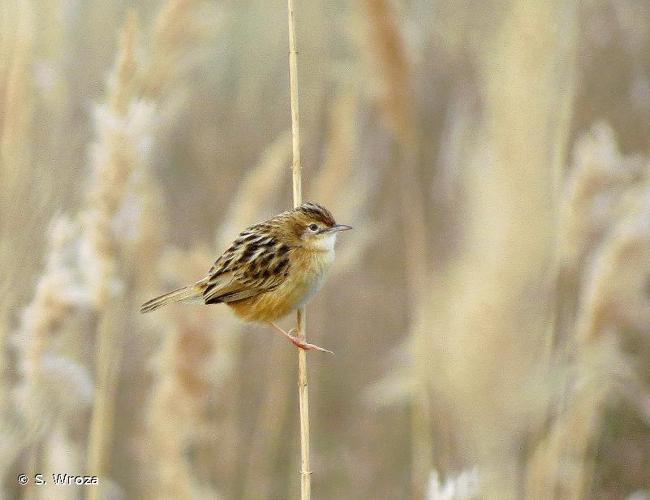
[0,0,649,499]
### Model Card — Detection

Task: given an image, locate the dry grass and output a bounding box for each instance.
[11,216,93,500]
[531,123,650,499]
[83,15,151,497]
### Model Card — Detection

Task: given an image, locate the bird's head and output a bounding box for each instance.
[289,202,352,251]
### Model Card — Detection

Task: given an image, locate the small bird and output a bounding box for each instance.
[140,202,351,353]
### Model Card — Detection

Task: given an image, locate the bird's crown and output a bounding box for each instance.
[294,202,336,227]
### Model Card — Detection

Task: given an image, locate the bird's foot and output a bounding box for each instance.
[288,333,334,354]
[269,323,334,354]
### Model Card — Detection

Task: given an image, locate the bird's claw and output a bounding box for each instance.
[289,335,334,355]
[268,322,334,354]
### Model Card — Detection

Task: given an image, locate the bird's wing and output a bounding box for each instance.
[203,230,292,305]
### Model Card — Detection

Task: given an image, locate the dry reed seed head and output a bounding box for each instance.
[115,169,159,244]
[78,226,121,308]
[121,174,167,295]
[92,100,156,167]
[15,216,90,378]
[16,291,90,440]
[80,14,155,309]
[18,275,72,375]
[560,123,646,267]
[81,100,157,307]
[575,196,650,342]
[104,102,158,231]
[82,14,153,269]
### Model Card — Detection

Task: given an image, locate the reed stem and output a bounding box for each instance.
[288,0,301,207]
[287,1,311,498]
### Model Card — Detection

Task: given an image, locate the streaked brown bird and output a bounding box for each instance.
[140,202,351,352]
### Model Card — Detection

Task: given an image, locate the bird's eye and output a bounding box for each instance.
[308,224,319,232]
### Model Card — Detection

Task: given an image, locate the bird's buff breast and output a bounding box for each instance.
[228,249,334,322]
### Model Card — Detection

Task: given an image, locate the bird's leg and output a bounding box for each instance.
[268,322,334,354]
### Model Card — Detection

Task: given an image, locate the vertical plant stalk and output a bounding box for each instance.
[287,1,311,499]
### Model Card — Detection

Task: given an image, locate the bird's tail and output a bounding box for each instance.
[140,282,205,313]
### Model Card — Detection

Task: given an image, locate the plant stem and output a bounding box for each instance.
[288,0,301,207]
[287,1,311,499]
[296,309,310,500]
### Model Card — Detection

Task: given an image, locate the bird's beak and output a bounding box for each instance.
[328,224,353,233]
